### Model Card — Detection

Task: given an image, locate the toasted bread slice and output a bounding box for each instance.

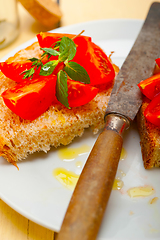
[137,96,160,169]
[0,42,116,166]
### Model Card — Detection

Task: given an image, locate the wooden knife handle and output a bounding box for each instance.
[56,114,130,240]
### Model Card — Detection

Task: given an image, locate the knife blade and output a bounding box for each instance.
[56,3,160,240]
[106,2,160,121]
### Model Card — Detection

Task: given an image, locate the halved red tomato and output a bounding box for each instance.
[144,93,160,127]
[138,73,160,100]
[2,75,57,120]
[0,61,35,82]
[66,79,99,107]
[37,32,115,86]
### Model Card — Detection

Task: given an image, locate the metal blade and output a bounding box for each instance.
[106,2,160,121]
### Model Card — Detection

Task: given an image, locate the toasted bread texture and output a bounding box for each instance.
[137,96,160,169]
[0,42,116,166]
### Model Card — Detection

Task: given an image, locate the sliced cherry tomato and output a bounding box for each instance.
[37,32,115,86]
[66,79,99,107]
[138,73,160,100]
[2,75,57,120]
[144,93,160,127]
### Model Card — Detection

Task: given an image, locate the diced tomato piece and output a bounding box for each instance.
[144,93,160,127]
[138,73,160,100]
[2,75,57,120]
[67,79,99,107]
[74,41,115,86]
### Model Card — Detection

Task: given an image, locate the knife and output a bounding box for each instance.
[56,2,160,240]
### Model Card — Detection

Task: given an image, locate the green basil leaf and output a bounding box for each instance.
[58,47,70,62]
[59,37,76,61]
[40,60,59,76]
[40,47,60,56]
[64,62,90,84]
[56,70,70,109]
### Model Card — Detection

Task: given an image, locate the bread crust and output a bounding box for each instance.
[137,96,160,169]
[0,42,115,165]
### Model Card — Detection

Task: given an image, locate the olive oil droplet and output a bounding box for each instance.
[113,179,124,190]
[58,144,91,161]
[128,186,155,198]
[53,168,79,190]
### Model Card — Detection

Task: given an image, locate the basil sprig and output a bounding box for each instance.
[22,34,90,108]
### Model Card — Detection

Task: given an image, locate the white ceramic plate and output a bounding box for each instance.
[0,19,160,240]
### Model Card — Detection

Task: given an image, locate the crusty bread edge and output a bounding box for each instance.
[137,97,160,169]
